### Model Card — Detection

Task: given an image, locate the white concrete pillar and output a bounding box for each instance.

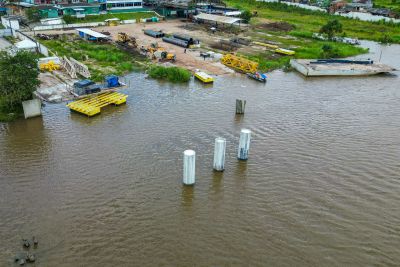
[213,137,226,171]
[183,150,196,185]
[237,129,251,160]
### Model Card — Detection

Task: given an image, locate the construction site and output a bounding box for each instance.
[6,5,393,115]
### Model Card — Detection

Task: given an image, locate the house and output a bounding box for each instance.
[36,5,59,18]
[106,0,144,13]
[57,3,101,16]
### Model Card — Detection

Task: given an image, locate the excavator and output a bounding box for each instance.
[116,32,137,50]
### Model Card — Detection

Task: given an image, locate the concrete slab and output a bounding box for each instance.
[22,99,42,119]
[290,59,396,76]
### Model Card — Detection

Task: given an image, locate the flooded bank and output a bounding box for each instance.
[1,43,400,266]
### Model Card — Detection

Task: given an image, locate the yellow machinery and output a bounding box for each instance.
[144,43,176,62]
[67,91,127,117]
[221,54,258,73]
[39,60,60,72]
[117,32,137,48]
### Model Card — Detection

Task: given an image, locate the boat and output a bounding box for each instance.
[275,48,296,56]
[247,72,267,82]
[194,71,214,83]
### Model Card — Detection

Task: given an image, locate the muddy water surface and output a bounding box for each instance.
[1,42,400,266]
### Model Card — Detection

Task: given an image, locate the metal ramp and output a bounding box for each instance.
[67,91,127,116]
[221,54,258,73]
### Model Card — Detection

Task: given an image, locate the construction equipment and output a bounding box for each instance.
[221,54,258,73]
[141,43,176,62]
[117,32,137,48]
[39,60,60,72]
[153,50,176,62]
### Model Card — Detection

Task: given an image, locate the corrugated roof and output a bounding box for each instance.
[194,13,242,24]
[76,28,110,39]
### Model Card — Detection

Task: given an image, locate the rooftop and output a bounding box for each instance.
[76,28,110,39]
[194,13,242,24]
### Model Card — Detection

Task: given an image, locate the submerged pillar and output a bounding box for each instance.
[238,129,251,160]
[213,137,226,171]
[183,150,196,185]
[236,99,246,114]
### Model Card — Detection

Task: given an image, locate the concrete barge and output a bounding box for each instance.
[290,59,396,76]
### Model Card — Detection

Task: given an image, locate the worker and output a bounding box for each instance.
[184,48,187,53]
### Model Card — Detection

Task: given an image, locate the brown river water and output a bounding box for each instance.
[1,41,400,266]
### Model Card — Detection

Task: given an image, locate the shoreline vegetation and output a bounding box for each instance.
[147,66,192,83]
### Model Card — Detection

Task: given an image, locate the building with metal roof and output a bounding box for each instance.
[194,13,242,25]
[76,28,111,41]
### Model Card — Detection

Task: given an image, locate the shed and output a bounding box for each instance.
[76,28,111,41]
[194,13,243,26]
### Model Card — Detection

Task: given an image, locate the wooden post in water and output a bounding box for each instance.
[183,150,196,185]
[238,129,251,160]
[213,137,226,171]
[236,99,246,114]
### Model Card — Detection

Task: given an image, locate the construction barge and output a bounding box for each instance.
[290,59,396,76]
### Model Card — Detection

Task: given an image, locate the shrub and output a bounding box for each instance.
[148,66,191,83]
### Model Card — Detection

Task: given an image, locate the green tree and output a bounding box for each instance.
[240,10,253,23]
[26,8,41,22]
[0,51,40,112]
[320,19,343,40]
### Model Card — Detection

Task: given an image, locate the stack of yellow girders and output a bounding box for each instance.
[221,54,258,73]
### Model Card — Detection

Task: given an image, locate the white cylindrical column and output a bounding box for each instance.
[237,129,251,160]
[213,137,226,171]
[183,150,196,185]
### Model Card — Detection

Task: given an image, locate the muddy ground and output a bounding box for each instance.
[29,20,273,75]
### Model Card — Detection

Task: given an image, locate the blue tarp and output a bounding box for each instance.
[105,75,119,87]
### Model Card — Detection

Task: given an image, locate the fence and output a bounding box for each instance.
[32,19,138,31]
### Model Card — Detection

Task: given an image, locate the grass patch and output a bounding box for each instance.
[63,11,158,24]
[41,37,149,82]
[148,65,191,83]
[225,0,400,43]
[245,29,368,72]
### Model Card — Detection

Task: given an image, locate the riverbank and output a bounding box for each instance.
[225,0,400,43]
[36,20,368,77]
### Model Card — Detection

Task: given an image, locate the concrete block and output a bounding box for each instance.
[22,99,42,119]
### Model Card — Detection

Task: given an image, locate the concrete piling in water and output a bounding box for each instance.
[238,129,251,160]
[213,137,226,171]
[183,150,196,185]
[236,99,246,114]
